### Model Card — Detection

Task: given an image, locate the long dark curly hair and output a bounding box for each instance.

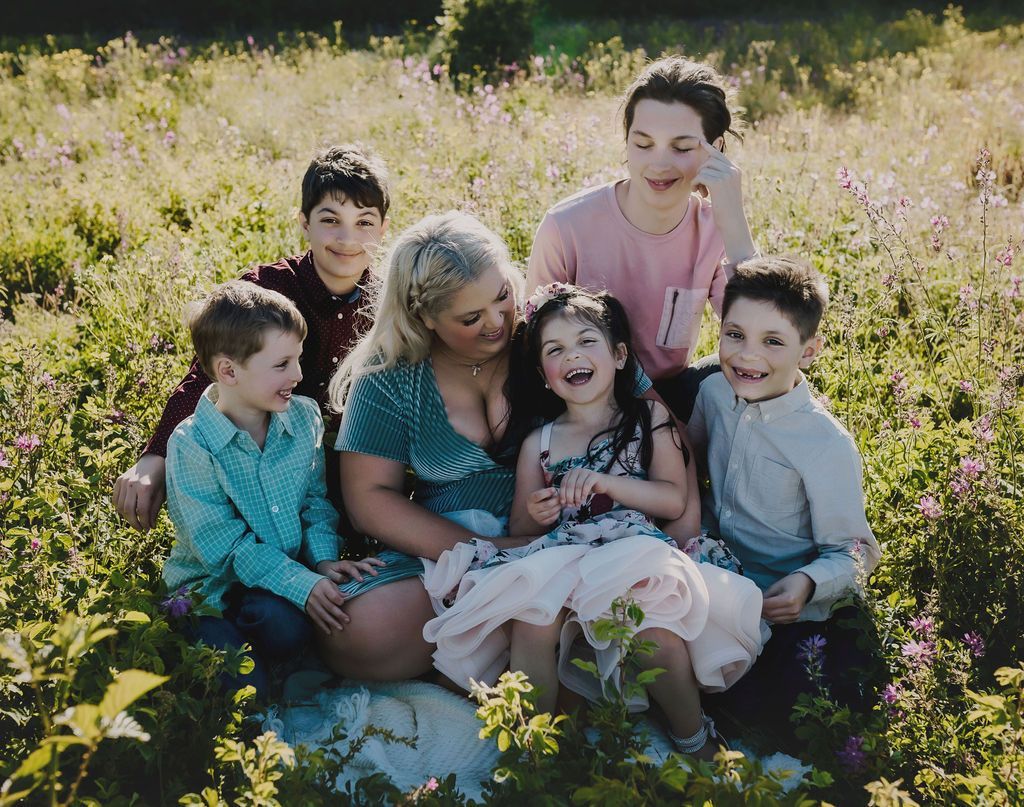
[502,286,674,474]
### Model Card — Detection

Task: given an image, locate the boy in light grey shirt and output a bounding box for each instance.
[687,255,881,736]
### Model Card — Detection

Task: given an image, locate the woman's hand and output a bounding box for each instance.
[526,486,561,526]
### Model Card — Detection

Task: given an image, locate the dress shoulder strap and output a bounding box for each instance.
[539,420,554,457]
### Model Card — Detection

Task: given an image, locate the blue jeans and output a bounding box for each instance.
[193,587,312,699]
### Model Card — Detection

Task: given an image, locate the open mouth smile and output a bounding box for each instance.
[480,326,504,341]
[732,367,768,381]
[564,367,594,385]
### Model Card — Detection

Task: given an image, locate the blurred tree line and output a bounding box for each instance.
[3,0,1018,38]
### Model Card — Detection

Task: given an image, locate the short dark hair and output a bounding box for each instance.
[300,144,391,220]
[722,256,829,342]
[621,56,740,147]
[186,280,307,377]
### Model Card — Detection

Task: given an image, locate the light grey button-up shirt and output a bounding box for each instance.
[687,372,880,622]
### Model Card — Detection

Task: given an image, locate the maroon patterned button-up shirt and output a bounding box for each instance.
[143,252,370,457]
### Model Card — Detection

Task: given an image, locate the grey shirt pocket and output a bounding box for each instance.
[749,455,806,516]
[657,287,709,350]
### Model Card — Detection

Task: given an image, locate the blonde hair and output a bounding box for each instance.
[329,211,520,412]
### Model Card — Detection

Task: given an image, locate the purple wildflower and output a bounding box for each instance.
[425,776,439,792]
[901,639,936,666]
[796,634,827,662]
[959,457,983,477]
[882,683,900,704]
[30,538,42,552]
[161,587,193,618]
[837,735,867,774]
[959,379,974,392]
[0,448,9,468]
[909,615,935,635]
[39,372,56,390]
[917,495,942,521]
[963,632,985,658]
[14,434,41,453]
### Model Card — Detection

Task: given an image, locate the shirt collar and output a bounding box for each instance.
[298,251,366,308]
[193,385,297,453]
[731,373,811,422]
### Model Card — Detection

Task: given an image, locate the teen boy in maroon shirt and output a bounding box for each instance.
[113,145,390,530]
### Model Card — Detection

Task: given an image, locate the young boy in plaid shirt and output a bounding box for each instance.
[162,281,381,697]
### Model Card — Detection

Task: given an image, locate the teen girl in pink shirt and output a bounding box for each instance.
[528,56,758,421]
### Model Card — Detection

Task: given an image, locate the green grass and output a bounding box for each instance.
[0,13,1023,805]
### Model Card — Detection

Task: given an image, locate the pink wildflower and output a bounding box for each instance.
[901,639,936,666]
[996,246,1015,268]
[910,616,935,635]
[836,167,853,190]
[930,215,949,233]
[882,683,900,704]
[959,380,973,392]
[0,449,8,468]
[917,495,942,520]
[15,434,41,453]
[959,457,983,477]
[425,777,439,792]
[30,538,42,552]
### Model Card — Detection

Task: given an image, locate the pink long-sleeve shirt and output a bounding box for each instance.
[527,181,728,381]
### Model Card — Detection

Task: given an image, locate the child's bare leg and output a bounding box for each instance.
[636,627,718,761]
[510,611,566,714]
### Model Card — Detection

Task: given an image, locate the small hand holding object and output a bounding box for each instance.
[557,467,609,509]
[527,486,561,526]
[761,572,815,624]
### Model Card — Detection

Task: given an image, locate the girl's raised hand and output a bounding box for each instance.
[557,467,609,509]
[527,486,561,526]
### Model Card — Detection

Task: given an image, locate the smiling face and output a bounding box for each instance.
[221,328,304,416]
[301,194,387,295]
[424,263,516,362]
[718,298,821,403]
[538,312,626,408]
[623,99,718,223]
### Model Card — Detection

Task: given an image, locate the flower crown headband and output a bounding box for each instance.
[523,282,575,323]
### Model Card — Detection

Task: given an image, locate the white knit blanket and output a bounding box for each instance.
[262,674,811,798]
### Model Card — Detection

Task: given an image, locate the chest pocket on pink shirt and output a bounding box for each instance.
[657,287,710,350]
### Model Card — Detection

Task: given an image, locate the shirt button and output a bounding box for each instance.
[337,312,344,320]
[271,505,279,513]
[723,508,732,517]
[744,414,752,421]
[332,356,339,363]
[764,414,771,421]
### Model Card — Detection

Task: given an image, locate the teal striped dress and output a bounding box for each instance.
[334,359,515,598]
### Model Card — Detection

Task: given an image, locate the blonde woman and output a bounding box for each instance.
[318,211,530,679]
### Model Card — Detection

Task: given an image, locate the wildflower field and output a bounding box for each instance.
[1,7,1023,805]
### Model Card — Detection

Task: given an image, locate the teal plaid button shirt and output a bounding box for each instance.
[163,386,340,611]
